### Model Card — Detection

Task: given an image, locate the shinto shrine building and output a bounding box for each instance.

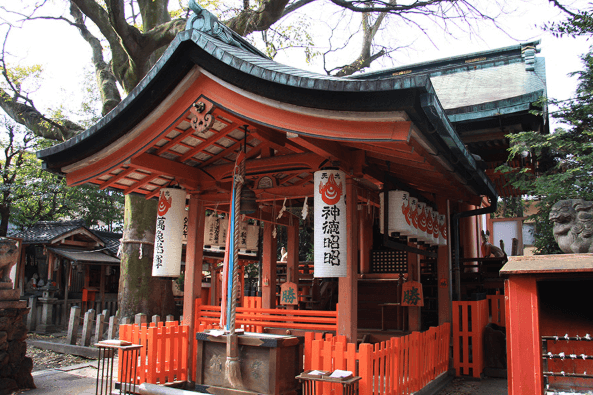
[37,6,547,392]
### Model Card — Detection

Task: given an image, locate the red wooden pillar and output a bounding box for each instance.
[338,178,358,343]
[407,246,421,332]
[286,221,299,310]
[437,197,451,325]
[262,222,278,309]
[359,205,372,274]
[460,204,479,259]
[183,195,206,383]
[505,275,543,395]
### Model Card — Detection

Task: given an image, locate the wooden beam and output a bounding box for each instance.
[205,152,324,181]
[123,174,161,195]
[252,128,306,154]
[130,153,203,184]
[287,133,352,167]
[99,167,136,190]
[178,122,238,162]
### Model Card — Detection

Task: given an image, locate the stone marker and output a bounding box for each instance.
[66,306,81,345]
[95,313,105,342]
[108,316,118,340]
[82,309,96,346]
[135,313,147,326]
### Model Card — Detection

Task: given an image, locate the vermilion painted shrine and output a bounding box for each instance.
[37,6,548,394]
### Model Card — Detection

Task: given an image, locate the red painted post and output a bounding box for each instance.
[183,195,206,384]
[358,343,373,395]
[505,276,543,395]
[262,223,277,309]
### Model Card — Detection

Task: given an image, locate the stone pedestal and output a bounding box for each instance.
[0,282,34,395]
[37,295,57,334]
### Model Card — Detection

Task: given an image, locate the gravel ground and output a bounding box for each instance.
[437,377,508,395]
[26,333,94,372]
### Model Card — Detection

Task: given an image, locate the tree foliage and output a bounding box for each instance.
[498,3,593,254]
[0,117,124,235]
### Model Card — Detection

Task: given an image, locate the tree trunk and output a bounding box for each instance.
[0,205,9,237]
[118,194,176,320]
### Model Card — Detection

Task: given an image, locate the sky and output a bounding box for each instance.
[1,0,591,130]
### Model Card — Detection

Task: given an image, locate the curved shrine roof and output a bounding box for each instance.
[36,16,513,206]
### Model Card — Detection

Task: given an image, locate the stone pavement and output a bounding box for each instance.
[20,362,100,395]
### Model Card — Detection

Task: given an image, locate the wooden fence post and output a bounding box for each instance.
[82,309,95,347]
[358,343,373,395]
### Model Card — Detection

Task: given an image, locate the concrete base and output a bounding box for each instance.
[28,340,100,359]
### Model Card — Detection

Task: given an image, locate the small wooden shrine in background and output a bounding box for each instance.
[502,254,593,394]
[13,220,121,328]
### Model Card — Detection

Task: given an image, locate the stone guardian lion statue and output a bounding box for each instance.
[549,199,593,253]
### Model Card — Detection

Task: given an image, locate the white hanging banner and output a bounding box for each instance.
[153,188,187,277]
[314,170,347,278]
[182,211,189,244]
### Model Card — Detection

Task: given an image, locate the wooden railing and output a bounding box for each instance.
[303,323,451,395]
[194,297,338,333]
[119,321,188,385]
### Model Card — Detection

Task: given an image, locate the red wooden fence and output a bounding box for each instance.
[194,297,338,333]
[119,321,188,385]
[303,323,451,395]
[452,299,488,378]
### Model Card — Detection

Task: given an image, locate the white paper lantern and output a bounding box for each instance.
[388,191,415,236]
[416,202,430,243]
[314,170,347,278]
[425,206,434,244]
[439,214,448,246]
[153,188,187,277]
[408,197,419,239]
[432,210,440,245]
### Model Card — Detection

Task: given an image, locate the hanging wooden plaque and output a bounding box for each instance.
[401,281,424,307]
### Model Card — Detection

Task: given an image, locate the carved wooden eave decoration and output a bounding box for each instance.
[37,27,498,209]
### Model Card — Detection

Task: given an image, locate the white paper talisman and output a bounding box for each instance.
[246,224,259,251]
[314,170,347,277]
[153,188,186,277]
